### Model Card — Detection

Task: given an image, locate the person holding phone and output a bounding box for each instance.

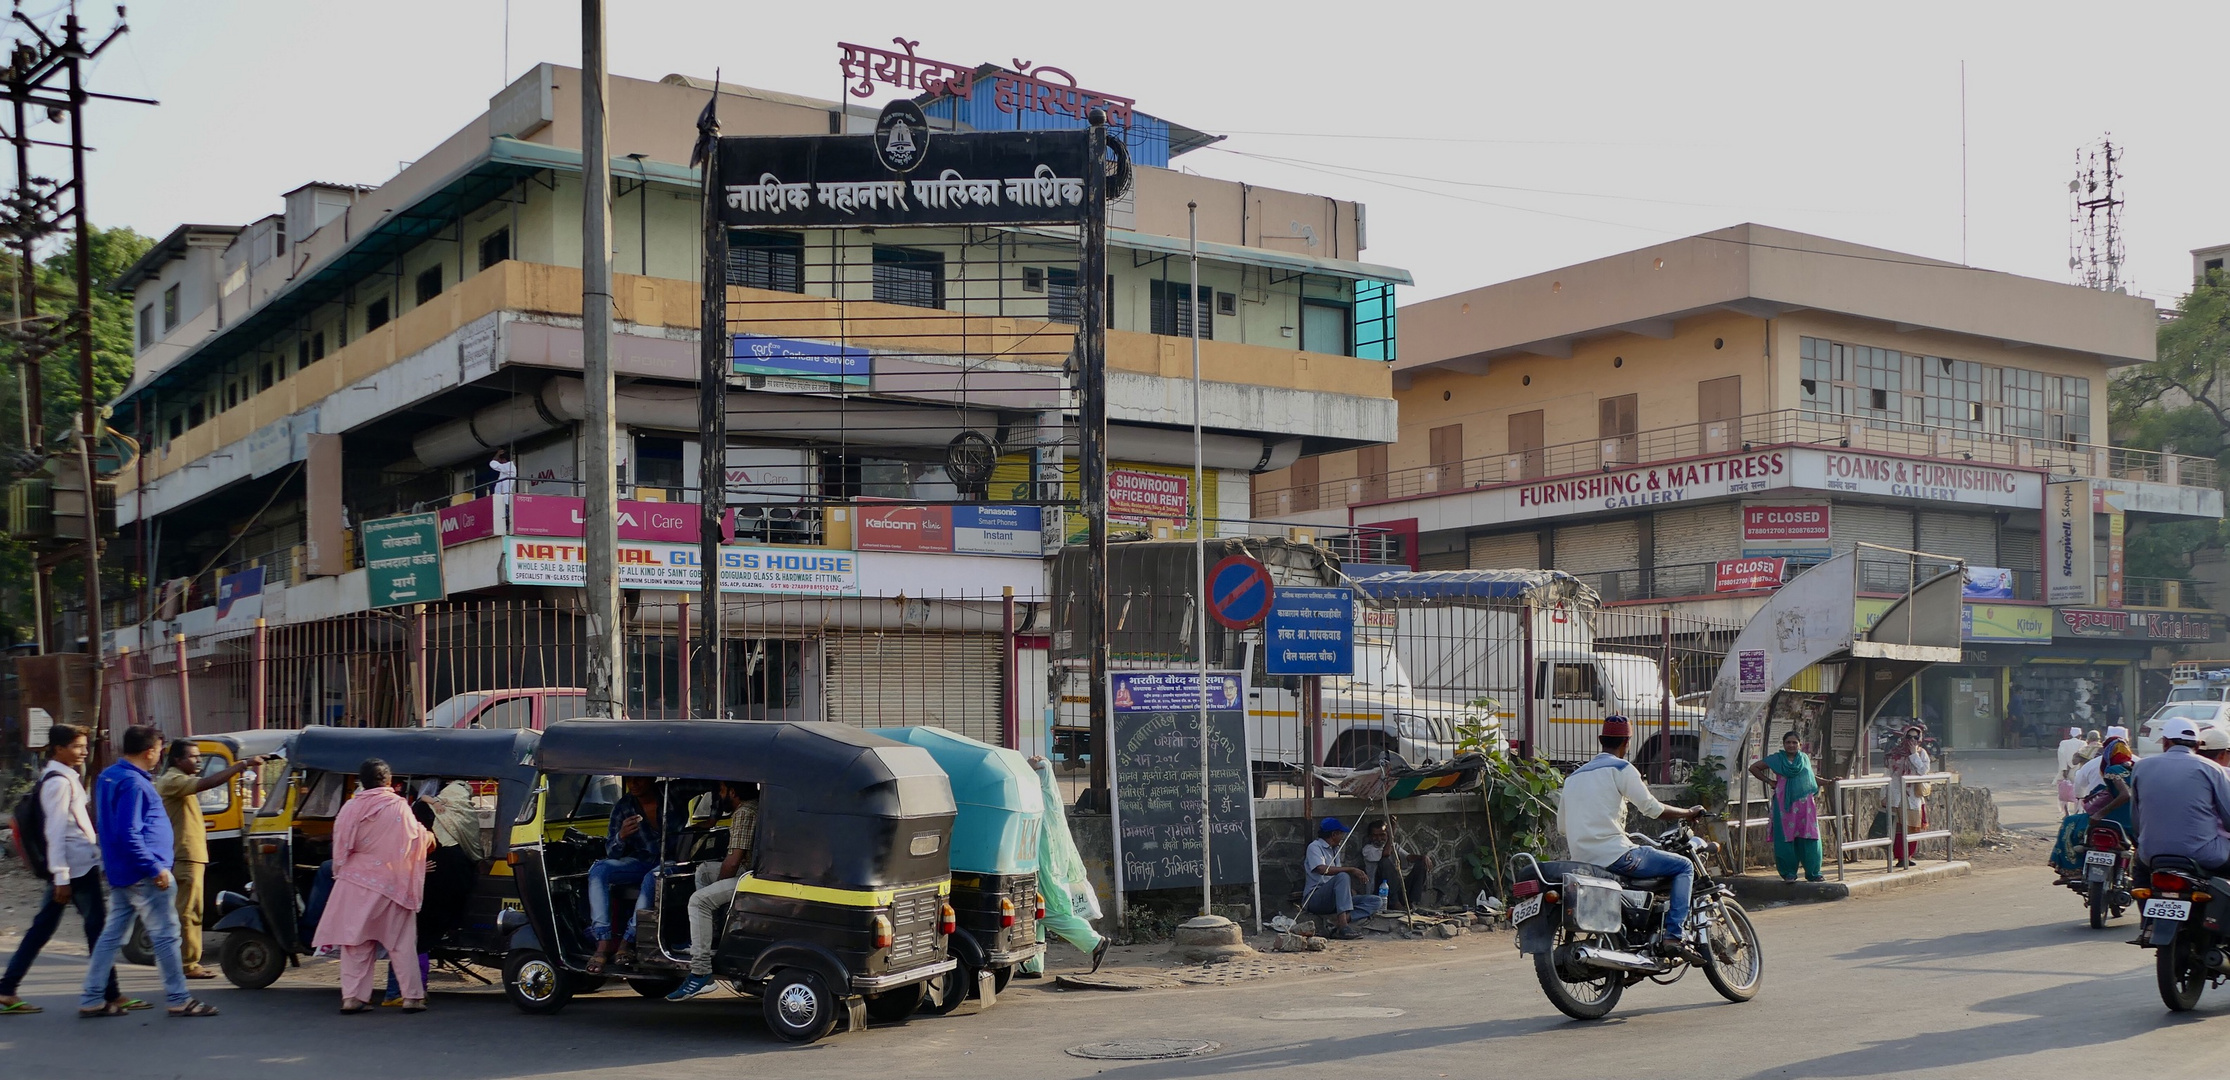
[586,777,661,973]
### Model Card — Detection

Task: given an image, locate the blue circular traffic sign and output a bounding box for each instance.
[1208,554,1273,630]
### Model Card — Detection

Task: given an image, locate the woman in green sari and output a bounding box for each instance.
[1749,731,1824,882]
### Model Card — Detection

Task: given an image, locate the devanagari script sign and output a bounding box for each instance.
[717,130,1097,229]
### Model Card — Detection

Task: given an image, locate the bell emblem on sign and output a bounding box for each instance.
[875,99,930,174]
[886,119,916,163]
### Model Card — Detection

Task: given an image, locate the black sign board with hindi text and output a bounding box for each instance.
[717,129,1096,229]
[1108,670,1259,894]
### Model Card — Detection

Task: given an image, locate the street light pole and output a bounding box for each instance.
[579,0,624,717]
[1189,202,1210,919]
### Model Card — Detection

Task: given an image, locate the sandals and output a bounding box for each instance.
[339,1001,371,1014]
[168,999,220,1018]
[113,997,153,1011]
[0,1000,43,1015]
[78,1001,130,1019]
[400,1000,428,1013]
[585,938,619,975]
[612,943,638,969]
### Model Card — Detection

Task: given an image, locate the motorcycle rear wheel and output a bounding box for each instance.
[1699,899,1763,1003]
[2157,933,2207,1012]
[1533,941,1623,1021]
[2087,882,2106,930]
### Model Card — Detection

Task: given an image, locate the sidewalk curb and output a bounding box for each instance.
[1724,861,1971,904]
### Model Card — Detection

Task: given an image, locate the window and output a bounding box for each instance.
[545,694,594,724]
[1149,279,1210,338]
[1547,661,1602,702]
[312,331,326,361]
[872,245,943,308]
[1922,356,1985,430]
[257,362,274,392]
[1301,299,1350,355]
[162,284,179,330]
[195,755,232,815]
[1045,269,1112,328]
[1021,266,1046,293]
[729,231,804,293]
[167,413,184,440]
[2057,377,2091,445]
[2002,366,2045,440]
[225,382,239,409]
[634,435,686,491]
[474,696,534,730]
[365,296,390,331]
[138,305,155,349]
[478,228,510,272]
[1353,280,1396,361]
[1801,335,2094,446]
[187,403,205,428]
[414,266,442,306]
[297,339,311,369]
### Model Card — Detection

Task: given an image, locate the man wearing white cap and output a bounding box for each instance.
[2056,727,2088,815]
[2130,717,2230,875]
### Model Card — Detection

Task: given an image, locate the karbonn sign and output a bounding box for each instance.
[717,129,1097,229]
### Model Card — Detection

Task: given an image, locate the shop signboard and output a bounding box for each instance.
[952,504,1042,556]
[1110,467,1191,520]
[1961,566,2015,600]
[730,334,871,387]
[438,498,498,547]
[1714,557,1786,592]
[2044,480,2093,605]
[1854,598,2051,644]
[2056,608,2225,643]
[1742,503,1830,544]
[508,494,735,544]
[502,539,858,596]
[854,503,952,553]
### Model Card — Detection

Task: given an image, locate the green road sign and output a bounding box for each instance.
[362,511,445,609]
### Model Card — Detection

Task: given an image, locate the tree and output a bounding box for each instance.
[2110,273,2230,581]
[0,224,155,645]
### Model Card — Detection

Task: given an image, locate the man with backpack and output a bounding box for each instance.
[0,724,146,1015]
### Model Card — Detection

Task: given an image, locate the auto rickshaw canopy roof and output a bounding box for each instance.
[282,726,542,848]
[190,729,297,760]
[865,727,1042,875]
[534,719,957,821]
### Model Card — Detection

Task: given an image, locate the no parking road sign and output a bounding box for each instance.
[1207,554,1273,629]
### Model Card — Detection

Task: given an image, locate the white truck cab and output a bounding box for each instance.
[1239,631,1469,777]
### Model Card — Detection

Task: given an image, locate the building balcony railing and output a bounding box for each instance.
[1255,407,2219,516]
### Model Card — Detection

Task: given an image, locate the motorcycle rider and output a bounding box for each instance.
[1558,715,1709,963]
[2198,726,2230,769]
[2129,717,2230,878]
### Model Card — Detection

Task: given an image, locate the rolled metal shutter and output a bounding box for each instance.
[824,630,1003,743]
[2000,522,2041,579]
[1917,511,1999,568]
[1652,504,1740,597]
[1832,504,1916,593]
[1418,550,1466,571]
[1553,519,1642,600]
[1468,530,1542,569]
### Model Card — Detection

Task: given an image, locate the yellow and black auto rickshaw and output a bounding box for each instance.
[216,725,541,989]
[507,719,958,1043]
[120,729,294,968]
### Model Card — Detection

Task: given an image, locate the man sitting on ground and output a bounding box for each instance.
[666,781,759,1000]
[1302,818,1384,940]
[1558,715,1708,964]
[1362,821,1432,911]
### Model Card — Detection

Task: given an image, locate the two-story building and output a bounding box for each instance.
[103,61,1408,744]
[1256,224,2226,748]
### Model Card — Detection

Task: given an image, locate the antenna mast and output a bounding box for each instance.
[2068,136,2126,293]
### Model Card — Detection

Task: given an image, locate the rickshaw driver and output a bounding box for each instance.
[667,782,760,1001]
[586,778,664,974]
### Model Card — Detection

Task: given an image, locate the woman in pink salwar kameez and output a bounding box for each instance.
[314,759,433,1013]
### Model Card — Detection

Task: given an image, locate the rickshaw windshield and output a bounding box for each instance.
[545,773,623,823]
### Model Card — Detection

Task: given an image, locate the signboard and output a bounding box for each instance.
[1107,670,1256,893]
[2057,609,2225,643]
[1734,649,1771,700]
[717,129,1096,229]
[730,334,871,387]
[1743,503,1830,544]
[856,504,952,553]
[502,539,858,596]
[1264,586,1355,676]
[216,567,264,621]
[852,503,1040,556]
[2044,479,2093,605]
[1853,597,2050,643]
[362,512,446,609]
[24,706,52,751]
[509,495,735,544]
[438,498,499,547]
[1961,566,2015,600]
[953,504,1042,556]
[1206,554,1272,630]
[1714,557,1785,593]
[2105,509,2125,610]
[1109,467,1191,520]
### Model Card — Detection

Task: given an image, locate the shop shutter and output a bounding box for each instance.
[1468,530,1542,569]
[1917,511,1999,569]
[1553,519,1643,601]
[2000,521,2042,578]
[824,630,1003,743]
[1831,504,1915,592]
[1652,504,1740,598]
[1418,550,1467,571]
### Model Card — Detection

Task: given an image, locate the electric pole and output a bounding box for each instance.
[579,0,623,716]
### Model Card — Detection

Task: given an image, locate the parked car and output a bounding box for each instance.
[424,687,591,730]
[2136,702,2230,757]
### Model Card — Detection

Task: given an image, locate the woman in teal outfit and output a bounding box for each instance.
[2048,734,2134,878]
[1749,731,1823,882]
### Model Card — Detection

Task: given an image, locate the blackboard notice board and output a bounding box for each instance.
[1109,670,1259,893]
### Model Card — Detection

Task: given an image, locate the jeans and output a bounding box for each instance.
[1368,856,1432,910]
[83,878,189,1008]
[1608,846,1694,938]
[0,870,120,1001]
[303,861,335,941]
[685,868,737,976]
[1301,872,1387,919]
[586,857,656,941]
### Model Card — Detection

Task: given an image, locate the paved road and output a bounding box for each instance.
[4,862,2222,1080]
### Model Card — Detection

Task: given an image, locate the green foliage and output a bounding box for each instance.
[2110,275,2230,578]
[1457,698,1567,892]
[1681,755,1728,811]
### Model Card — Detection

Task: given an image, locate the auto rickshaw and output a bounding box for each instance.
[866,726,1042,1013]
[507,719,958,1043]
[119,729,295,967]
[216,725,541,989]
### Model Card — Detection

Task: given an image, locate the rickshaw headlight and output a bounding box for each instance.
[1035,893,1047,920]
[940,903,957,935]
[999,896,1017,928]
[872,912,893,950]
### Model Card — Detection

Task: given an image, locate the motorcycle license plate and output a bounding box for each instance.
[2084,850,2116,866]
[2142,898,2192,921]
[1512,895,1543,924]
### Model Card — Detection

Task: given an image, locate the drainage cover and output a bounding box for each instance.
[1066,1038,1221,1061]
[1261,1007,1406,1021]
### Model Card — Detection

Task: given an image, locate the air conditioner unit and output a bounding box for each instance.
[6,478,55,540]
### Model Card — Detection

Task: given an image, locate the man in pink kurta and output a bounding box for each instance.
[313,759,433,1011]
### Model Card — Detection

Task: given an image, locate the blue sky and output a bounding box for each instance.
[56,0,2230,305]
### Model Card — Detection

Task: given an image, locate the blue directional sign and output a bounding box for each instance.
[1265,586,1355,676]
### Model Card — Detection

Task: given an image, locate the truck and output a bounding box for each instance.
[1354,569,1710,774]
[1051,539,1467,793]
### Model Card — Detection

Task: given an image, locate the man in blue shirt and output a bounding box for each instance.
[2132,717,2230,875]
[79,725,216,1018]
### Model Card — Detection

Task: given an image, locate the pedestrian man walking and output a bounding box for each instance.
[0,724,148,1015]
[157,739,266,979]
[81,724,218,1018]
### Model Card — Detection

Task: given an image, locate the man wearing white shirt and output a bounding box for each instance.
[0,724,136,1014]
[2056,727,2088,815]
[1557,716,1707,962]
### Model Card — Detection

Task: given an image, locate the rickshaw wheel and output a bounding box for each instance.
[864,981,925,1023]
[628,977,684,999]
[991,965,1014,994]
[917,962,974,1016]
[219,930,286,990]
[502,949,574,1015]
[762,970,839,1043]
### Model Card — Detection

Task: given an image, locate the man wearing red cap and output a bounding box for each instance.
[1558,715,1708,963]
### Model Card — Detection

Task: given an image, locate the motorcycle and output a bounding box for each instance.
[2063,820,2134,929]
[2133,857,2230,1012]
[1509,815,1764,1020]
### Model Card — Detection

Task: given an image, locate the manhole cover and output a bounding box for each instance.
[1262,1006,1405,1021]
[1057,971,1182,991]
[1066,1038,1220,1061]
[1176,958,1338,985]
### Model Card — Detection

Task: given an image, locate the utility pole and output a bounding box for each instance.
[579,0,623,717]
[692,79,727,719]
[1079,110,1110,803]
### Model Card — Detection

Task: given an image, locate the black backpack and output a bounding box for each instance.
[8,772,65,879]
